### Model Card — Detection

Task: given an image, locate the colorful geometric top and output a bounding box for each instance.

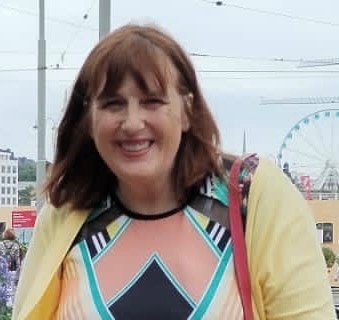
[56,157,259,320]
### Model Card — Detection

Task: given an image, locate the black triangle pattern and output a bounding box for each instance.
[109,259,194,320]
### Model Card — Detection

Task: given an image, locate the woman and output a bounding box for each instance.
[0,229,21,307]
[0,229,20,272]
[13,24,335,319]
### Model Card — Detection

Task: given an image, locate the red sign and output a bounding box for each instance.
[300,175,312,200]
[12,210,37,228]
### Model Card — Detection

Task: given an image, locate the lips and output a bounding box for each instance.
[116,140,154,158]
[120,141,152,152]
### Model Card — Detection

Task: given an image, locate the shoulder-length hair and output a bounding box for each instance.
[3,229,16,241]
[45,24,234,210]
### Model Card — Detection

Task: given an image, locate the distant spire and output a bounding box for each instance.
[242,130,247,155]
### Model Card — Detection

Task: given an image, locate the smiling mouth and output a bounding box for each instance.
[119,141,153,153]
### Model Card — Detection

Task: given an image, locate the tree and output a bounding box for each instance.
[322,247,336,269]
[18,166,36,182]
[18,157,36,182]
[18,186,34,206]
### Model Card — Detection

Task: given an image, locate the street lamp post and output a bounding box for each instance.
[33,117,57,161]
[99,0,111,39]
[35,0,110,212]
[37,0,46,212]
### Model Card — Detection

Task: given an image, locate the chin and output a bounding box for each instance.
[119,165,159,181]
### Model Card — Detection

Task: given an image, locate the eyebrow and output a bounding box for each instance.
[96,93,123,101]
[144,91,168,97]
[99,89,169,100]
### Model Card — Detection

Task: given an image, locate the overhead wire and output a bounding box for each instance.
[0,68,37,73]
[0,48,335,70]
[0,50,86,55]
[2,75,339,80]
[0,3,98,31]
[2,49,337,70]
[53,0,97,68]
[190,52,303,63]
[44,66,339,73]
[199,74,339,79]
[201,0,339,27]
[3,66,339,80]
[197,70,339,73]
[1,2,337,64]
[191,53,339,68]
[0,49,306,65]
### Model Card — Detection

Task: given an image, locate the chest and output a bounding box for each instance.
[57,210,243,319]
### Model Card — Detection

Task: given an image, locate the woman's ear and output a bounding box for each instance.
[182,93,193,132]
[185,93,193,111]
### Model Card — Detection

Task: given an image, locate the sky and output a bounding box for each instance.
[1,0,339,176]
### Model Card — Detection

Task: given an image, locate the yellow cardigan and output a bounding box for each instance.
[12,159,335,319]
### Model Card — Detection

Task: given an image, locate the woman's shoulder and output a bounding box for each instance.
[36,203,68,225]
[190,154,260,226]
[247,157,306,221]
[250,157,292,194]
[195,154,260,204]
[219,154,291,213]
[35,202,89,238]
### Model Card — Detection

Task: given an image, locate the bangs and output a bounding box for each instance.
[86,34,172,100]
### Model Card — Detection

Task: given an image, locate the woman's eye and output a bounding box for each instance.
[144,98,165,106]
[103,99,124,109]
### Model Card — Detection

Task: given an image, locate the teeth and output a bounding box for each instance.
[121,141,151,152]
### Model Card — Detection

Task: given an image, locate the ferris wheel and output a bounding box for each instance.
[277,108,339,193]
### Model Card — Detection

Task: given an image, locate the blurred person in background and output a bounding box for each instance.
[0,229,20,272]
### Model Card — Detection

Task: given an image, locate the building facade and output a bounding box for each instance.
[308,197,339,286]
[0,149,18,207]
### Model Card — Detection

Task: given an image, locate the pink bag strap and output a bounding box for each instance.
[229,157,253,320]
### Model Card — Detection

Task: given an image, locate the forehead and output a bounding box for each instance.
[84,35,180,100]
[115,65,179,96]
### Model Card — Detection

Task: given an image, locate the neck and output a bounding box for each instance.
[116,177,179,215]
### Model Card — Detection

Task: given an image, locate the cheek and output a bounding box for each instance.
[90,118,102,143]
[181,111,190,132]
[91,112,119,138]
[161,112,185,148]
[163,105,186,128]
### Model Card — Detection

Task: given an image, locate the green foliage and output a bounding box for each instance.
[322,246,336,269]
[18,186,34,206]
[0,306,12,319]
[18,157,36,182]
[18,166,36,182]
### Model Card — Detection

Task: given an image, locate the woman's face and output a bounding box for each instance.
[90,63,190,189]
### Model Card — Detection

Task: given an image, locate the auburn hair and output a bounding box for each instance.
[45,24,234,210]
[3,228,16,241]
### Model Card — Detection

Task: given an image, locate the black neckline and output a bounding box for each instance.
[112,195,186,220]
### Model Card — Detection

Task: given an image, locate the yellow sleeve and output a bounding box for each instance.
[246,159,336,320]
[12,204,61,320]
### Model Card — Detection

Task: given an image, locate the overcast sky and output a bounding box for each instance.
[1,0,339,172]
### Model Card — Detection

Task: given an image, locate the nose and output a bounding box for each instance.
[120,102,145,133]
